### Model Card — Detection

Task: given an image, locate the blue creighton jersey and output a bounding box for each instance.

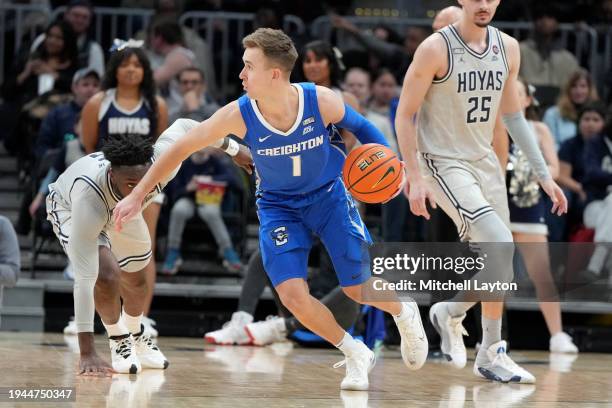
[238,82,345,195]
[97,88,153,149]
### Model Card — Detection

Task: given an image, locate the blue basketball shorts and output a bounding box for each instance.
[257,178,373,288]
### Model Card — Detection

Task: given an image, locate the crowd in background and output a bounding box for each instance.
[0,0,610,288]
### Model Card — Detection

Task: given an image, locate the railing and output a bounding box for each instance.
[310,15,601,88]
[51,6,155,51]
[0,4,609,102]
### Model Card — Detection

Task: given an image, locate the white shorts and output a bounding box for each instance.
[47,193,152,273]
[419,151,510,241]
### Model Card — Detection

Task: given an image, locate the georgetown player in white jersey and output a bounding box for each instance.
[47,119,252,376]
[396,0,567,383]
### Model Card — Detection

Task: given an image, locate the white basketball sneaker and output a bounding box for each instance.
[474,340,535,384]
[334,340,376,391]
[549,332,578,353]
[245,316,287,346]
[63,317,77,335]
[133,325,169,369]
[204,311,253,345]
[393,301,428,370]
[109,334,141,374]
[429,302,468,368]
[142,316,158,338]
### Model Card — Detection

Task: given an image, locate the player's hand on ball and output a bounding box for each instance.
[540,178,568,216]
[407,177,437,220]
[233,144,254,174]
[382,161,406,204]
[113,193,143,232]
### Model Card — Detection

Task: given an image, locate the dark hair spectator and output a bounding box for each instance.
[170,67,219,123]
[519,6,580,89]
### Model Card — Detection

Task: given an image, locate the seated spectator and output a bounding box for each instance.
[368,68,399,120]
[581,115,612,280]
[169,67,219,123]
[35,67,100,159]
[543,69,599,148]
[343,67,395,152]
[330,13,429,81]
[149,21,195,116]
[29,114,86,218]
[4,20,78,104]
[0,215,20,329]
[1,20,78,149]
[558,102,607,228]
[133,0,218,100]
[519,6,580,89]
[163,148,243,275]
[30,0,104,75]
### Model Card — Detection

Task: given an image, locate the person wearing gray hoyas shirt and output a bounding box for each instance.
[0,215,20,329]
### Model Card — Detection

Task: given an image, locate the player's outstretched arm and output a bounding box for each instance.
[499,34,567,215]
[395,35,443,219]
[113,102,246,230]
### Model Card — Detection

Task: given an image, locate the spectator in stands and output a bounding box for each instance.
[0,215,20,329]
[0,20,78,146]
[162,148,243,274]
[30,0,104,75]
[135,0,218,100]
[169,67,219,123]
[148,21,195,117]
[543,69,599,148]
[519,7,580,89]
[343,67,395,151]
[329,13,429,82]
[581,112,612,281]
[558,102,607,228]
[368,68,399,120]
[81,43,168,337]
[299,40,359,150]
[4,19,78,103]
[34,67,100,160]
[29,114,86,218]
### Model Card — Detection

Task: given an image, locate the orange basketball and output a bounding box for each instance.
[342,143,403,204]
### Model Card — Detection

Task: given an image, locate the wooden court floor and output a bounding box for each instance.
[0,332,611,407]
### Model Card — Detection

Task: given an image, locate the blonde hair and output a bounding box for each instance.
[242,28,298,73]
[557,69,599,121]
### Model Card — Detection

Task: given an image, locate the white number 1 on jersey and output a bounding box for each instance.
[290,155,302,177]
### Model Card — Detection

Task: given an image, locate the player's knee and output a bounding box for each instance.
[341,285,363,303]
[469,214,513,243]
[96,263,120,291]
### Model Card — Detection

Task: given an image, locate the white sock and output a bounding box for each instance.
[335,332,361,356]
[103,319,129,337]
[122,309,143,334]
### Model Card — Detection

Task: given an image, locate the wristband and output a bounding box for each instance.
[225,138,240,157]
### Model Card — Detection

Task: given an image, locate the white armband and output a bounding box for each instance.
[212,137,240,157]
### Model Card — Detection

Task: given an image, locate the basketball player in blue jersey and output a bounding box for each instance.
[114,28,428,391]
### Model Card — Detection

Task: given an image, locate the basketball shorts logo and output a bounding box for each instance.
[271,226,288,246]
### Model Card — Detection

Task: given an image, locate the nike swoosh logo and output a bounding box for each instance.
[259,135,273,142]
[371,166,395,188]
